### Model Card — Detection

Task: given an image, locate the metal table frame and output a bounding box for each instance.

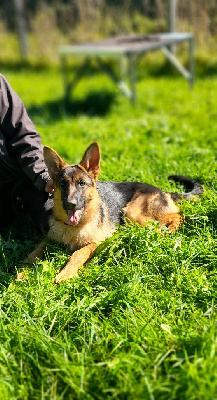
[59,32,194,104]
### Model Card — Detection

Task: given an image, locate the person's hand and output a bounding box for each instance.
[45,179,54,194]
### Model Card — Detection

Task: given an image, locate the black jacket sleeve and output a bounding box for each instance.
[0,74,50,191]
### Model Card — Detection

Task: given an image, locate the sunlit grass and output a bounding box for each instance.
[0,67,217,399]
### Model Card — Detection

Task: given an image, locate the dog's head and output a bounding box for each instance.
[44,142,101,226]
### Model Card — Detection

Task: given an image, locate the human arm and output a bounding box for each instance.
[0,74,51,192]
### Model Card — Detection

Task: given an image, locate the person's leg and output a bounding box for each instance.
[17,179,53,233]
[0,165,18,235]
[0,187,14,235]
[0,170,53,235]
[0,156,53,234]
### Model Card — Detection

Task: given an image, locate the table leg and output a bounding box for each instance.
[129,54,136,105]
[188,37,195,89]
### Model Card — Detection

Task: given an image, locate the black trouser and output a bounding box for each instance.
[0,163,53,234]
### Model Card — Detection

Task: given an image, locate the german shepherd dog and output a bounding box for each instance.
[22,142,203,283]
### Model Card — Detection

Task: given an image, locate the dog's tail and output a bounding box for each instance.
[168,175,204,202]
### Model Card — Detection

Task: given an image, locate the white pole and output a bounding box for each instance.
[168,0,177,53]
[169,0,177,33]
[13,0,29,59]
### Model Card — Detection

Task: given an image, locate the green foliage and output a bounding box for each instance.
[1,67,217,398]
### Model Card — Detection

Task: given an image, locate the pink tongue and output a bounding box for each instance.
[67,209,82,226]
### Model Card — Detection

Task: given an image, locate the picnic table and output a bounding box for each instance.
[59,32,194,104]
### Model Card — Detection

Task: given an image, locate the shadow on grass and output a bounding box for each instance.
[206,209,217,233]
[0,216,42,291]
[28,90,116,122]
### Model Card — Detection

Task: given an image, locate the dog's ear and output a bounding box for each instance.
[79,142,101,181]
[44,146,68,180]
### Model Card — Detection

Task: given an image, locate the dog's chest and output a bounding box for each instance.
[48,216,114,250]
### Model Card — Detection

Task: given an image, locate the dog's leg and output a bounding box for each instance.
[123,192,183,232]
[23,241,46,265]
[16,241,46,282]
[158,213,184,232]
[55,242,99,283]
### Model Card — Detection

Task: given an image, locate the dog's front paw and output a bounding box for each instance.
[55,266,78,284]
[14,271,28,283]
[24,241,45,266]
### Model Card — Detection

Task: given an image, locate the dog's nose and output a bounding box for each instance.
[66,199,77,210]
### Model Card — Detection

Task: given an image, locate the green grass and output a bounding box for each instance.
[1,65,217,399]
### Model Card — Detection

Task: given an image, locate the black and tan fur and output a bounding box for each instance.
[22,142,203,283]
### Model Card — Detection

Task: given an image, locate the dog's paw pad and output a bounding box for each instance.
[15,271,28,283]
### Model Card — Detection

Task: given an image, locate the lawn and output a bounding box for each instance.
[0,65,217,399]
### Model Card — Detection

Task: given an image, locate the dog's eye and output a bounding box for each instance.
[78,179,86,187]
